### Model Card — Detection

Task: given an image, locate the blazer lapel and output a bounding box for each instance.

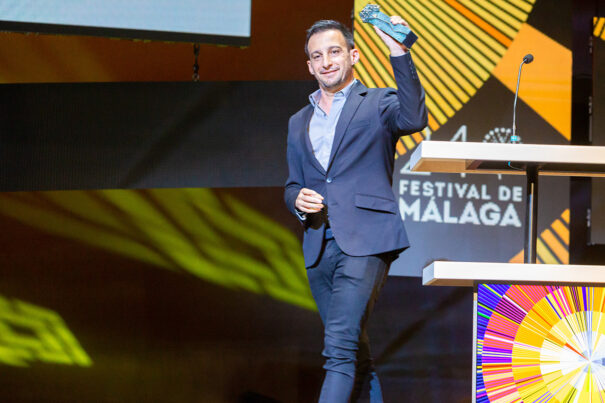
[300,106,326,175]
[326,81,367,173]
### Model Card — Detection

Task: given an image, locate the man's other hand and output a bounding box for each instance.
[373,15,410,56]
[295,188,324,213]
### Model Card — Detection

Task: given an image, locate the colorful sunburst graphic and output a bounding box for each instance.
[477,284,605,402]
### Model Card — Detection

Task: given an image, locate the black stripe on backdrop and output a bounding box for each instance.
[0,80,317,192]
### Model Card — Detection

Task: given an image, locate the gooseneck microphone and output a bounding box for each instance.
[510,54,534,144]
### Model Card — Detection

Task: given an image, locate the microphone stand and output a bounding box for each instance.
[510,55,532,144]
[509,54,536,263]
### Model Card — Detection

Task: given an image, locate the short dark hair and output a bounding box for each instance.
[305,20,355,57]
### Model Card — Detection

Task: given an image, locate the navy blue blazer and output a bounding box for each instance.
[284,53,428,268]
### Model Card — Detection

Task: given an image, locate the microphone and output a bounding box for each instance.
[523,54,534,64]
[510,54,534,144]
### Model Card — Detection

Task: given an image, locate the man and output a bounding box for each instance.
[284,17,427,402]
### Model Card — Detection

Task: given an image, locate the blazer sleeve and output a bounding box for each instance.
[284,116,306,224]
[379,52,428,143]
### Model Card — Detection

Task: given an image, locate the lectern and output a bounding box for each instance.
[410,141,605,402]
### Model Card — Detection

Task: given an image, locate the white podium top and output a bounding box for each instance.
[409,141,605,177]
[424,261,605,286]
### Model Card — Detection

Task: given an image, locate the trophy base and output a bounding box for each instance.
[401,30,418,49]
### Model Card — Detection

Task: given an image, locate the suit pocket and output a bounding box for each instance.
[354,193,397,214]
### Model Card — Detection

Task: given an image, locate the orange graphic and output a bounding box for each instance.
[492,23,572,140]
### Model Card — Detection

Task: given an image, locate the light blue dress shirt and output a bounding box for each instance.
[308,79,357,171]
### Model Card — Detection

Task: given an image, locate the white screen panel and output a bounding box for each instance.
[0,0,251,43]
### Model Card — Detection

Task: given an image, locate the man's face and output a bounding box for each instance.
[307,29,359,93]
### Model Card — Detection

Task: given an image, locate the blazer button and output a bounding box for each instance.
[326,177,333,183]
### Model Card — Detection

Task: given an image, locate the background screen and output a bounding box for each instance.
[0,0,251,44]
[591,18,605,245]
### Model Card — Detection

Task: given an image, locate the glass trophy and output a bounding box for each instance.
[359,4,418,49]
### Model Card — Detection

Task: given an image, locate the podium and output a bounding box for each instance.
[409,142,605,402]
[410,141,605,263]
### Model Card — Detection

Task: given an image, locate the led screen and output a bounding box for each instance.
[592,19,605,244]
[0,0,251,44]
[477,284,605,402]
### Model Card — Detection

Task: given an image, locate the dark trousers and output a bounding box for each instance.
[307,229,392,403]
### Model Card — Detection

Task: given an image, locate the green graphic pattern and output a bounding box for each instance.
[0,294,92,367]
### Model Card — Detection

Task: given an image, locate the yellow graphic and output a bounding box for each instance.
[354,0,535,136]
[595,17,605,39]
[0,294,92,367]
[509,208,570,264]
[0,189,315,311]
[395,127,432,157]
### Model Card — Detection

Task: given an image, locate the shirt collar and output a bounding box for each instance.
[308,79,358,108]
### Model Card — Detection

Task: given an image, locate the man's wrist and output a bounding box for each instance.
[389,46,408,57]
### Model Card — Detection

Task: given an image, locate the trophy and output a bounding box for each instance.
[359,4,418,49]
